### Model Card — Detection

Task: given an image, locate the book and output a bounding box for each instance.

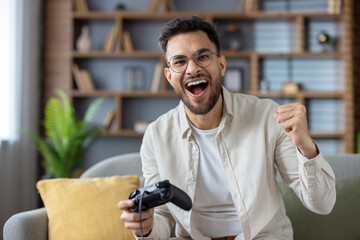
[245,0,254,12]
[327,0,341,14]
[72,64,86,91]
[150,62,163,92]
[147,0,160,13]
[79,70,95,92]
[103,25,119,52]
[334,0,342,14]
[327,0,335,14]
[72,64,95,92]
[74,0,88,12]
[122,31,134,53]
[166,0,176,12]
[236,0,246,12]
[102,111,115,130]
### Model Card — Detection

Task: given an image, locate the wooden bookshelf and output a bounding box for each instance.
[43,0,355,152]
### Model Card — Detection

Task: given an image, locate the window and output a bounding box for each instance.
[0,0,16,140]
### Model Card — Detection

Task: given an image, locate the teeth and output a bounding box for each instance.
[186,80,207,87]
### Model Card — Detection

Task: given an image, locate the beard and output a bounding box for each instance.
[174,72,223,115]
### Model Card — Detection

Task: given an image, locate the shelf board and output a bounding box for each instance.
[211,11,343,19]
[72,50,343,59]
[73,11,343,20]
[73,11,117,19]
[102,129,144,137]
[72,90,176,98]
[72,90,344,99]
[257,52,343,58]
[72,50,162,58]
[248,91,345,99]
[310,132,345,139]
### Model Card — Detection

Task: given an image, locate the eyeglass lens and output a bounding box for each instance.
[169,49,214,73]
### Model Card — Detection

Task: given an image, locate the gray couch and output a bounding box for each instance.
[3,153,360,240]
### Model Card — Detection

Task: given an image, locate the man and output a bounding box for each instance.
[118,16,336,240]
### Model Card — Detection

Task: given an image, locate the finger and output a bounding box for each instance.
[280,119,293,133]
[121,208,154,222]
[273,112,279,122]
[117,200,134,210]
[140,208,154,221]
[124,216,153,231]
[276,103,299,113]
[276,110,296,123]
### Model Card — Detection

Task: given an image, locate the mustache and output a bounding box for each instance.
[184,73,210,81]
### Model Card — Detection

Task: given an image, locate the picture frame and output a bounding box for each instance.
[223,67,243,92]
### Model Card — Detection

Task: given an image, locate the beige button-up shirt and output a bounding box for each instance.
[139,87,336,240]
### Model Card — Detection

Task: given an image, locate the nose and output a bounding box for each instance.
[185,58,201,75]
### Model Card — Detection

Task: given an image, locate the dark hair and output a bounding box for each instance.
[158,15,220,60]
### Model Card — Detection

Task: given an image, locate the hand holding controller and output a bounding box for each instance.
[128,180,192,212]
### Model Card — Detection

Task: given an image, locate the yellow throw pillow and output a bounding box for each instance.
[37,175,139,240]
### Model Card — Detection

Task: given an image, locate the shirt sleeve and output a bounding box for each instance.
[275,131,336,215]
[294,142,336,214]
[138,125,176,239]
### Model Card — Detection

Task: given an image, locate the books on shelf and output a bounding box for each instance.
[72,64,95,92]
[150,62,164,92]
[328,0,342,14]
[244,0,255,12]
[104,29,134,53]
[102,111,115,130]
[74,0,88,12]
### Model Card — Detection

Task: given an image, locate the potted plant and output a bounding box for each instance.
[26,89,105,178]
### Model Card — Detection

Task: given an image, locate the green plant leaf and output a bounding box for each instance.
[84,97,106,123]
[22,89,104,178]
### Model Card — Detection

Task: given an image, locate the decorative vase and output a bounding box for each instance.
[76,26,92,51]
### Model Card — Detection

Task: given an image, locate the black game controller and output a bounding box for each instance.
[128,180,192,212]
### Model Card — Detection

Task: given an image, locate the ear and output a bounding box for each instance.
[164,67,173,87]
[219,55,227,78]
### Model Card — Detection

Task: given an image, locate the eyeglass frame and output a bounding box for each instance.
[166,48,219,73]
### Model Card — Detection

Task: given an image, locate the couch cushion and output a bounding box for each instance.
[279,174,360,240]
[36,176,139,240]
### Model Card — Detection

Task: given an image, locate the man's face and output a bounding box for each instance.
[164,31,226,115]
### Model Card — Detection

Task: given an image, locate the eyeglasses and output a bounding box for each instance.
[167,49,218,73]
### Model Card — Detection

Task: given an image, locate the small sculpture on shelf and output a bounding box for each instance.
[283,82,302,94]
[317,32,331,52]
[76,25,92,52]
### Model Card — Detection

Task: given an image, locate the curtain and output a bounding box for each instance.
[0,0,42,234]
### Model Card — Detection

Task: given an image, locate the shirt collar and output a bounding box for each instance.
[179,86,234,139]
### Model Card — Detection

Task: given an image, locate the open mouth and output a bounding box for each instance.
[185,79,209,96]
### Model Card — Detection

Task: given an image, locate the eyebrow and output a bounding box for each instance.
[169,48,211,61]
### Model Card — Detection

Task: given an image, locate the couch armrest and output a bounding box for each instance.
[3,208,48,240]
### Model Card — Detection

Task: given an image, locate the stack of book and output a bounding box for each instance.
[72,64,95,92]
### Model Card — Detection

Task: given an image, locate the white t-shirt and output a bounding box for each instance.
[190,124,242,238]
